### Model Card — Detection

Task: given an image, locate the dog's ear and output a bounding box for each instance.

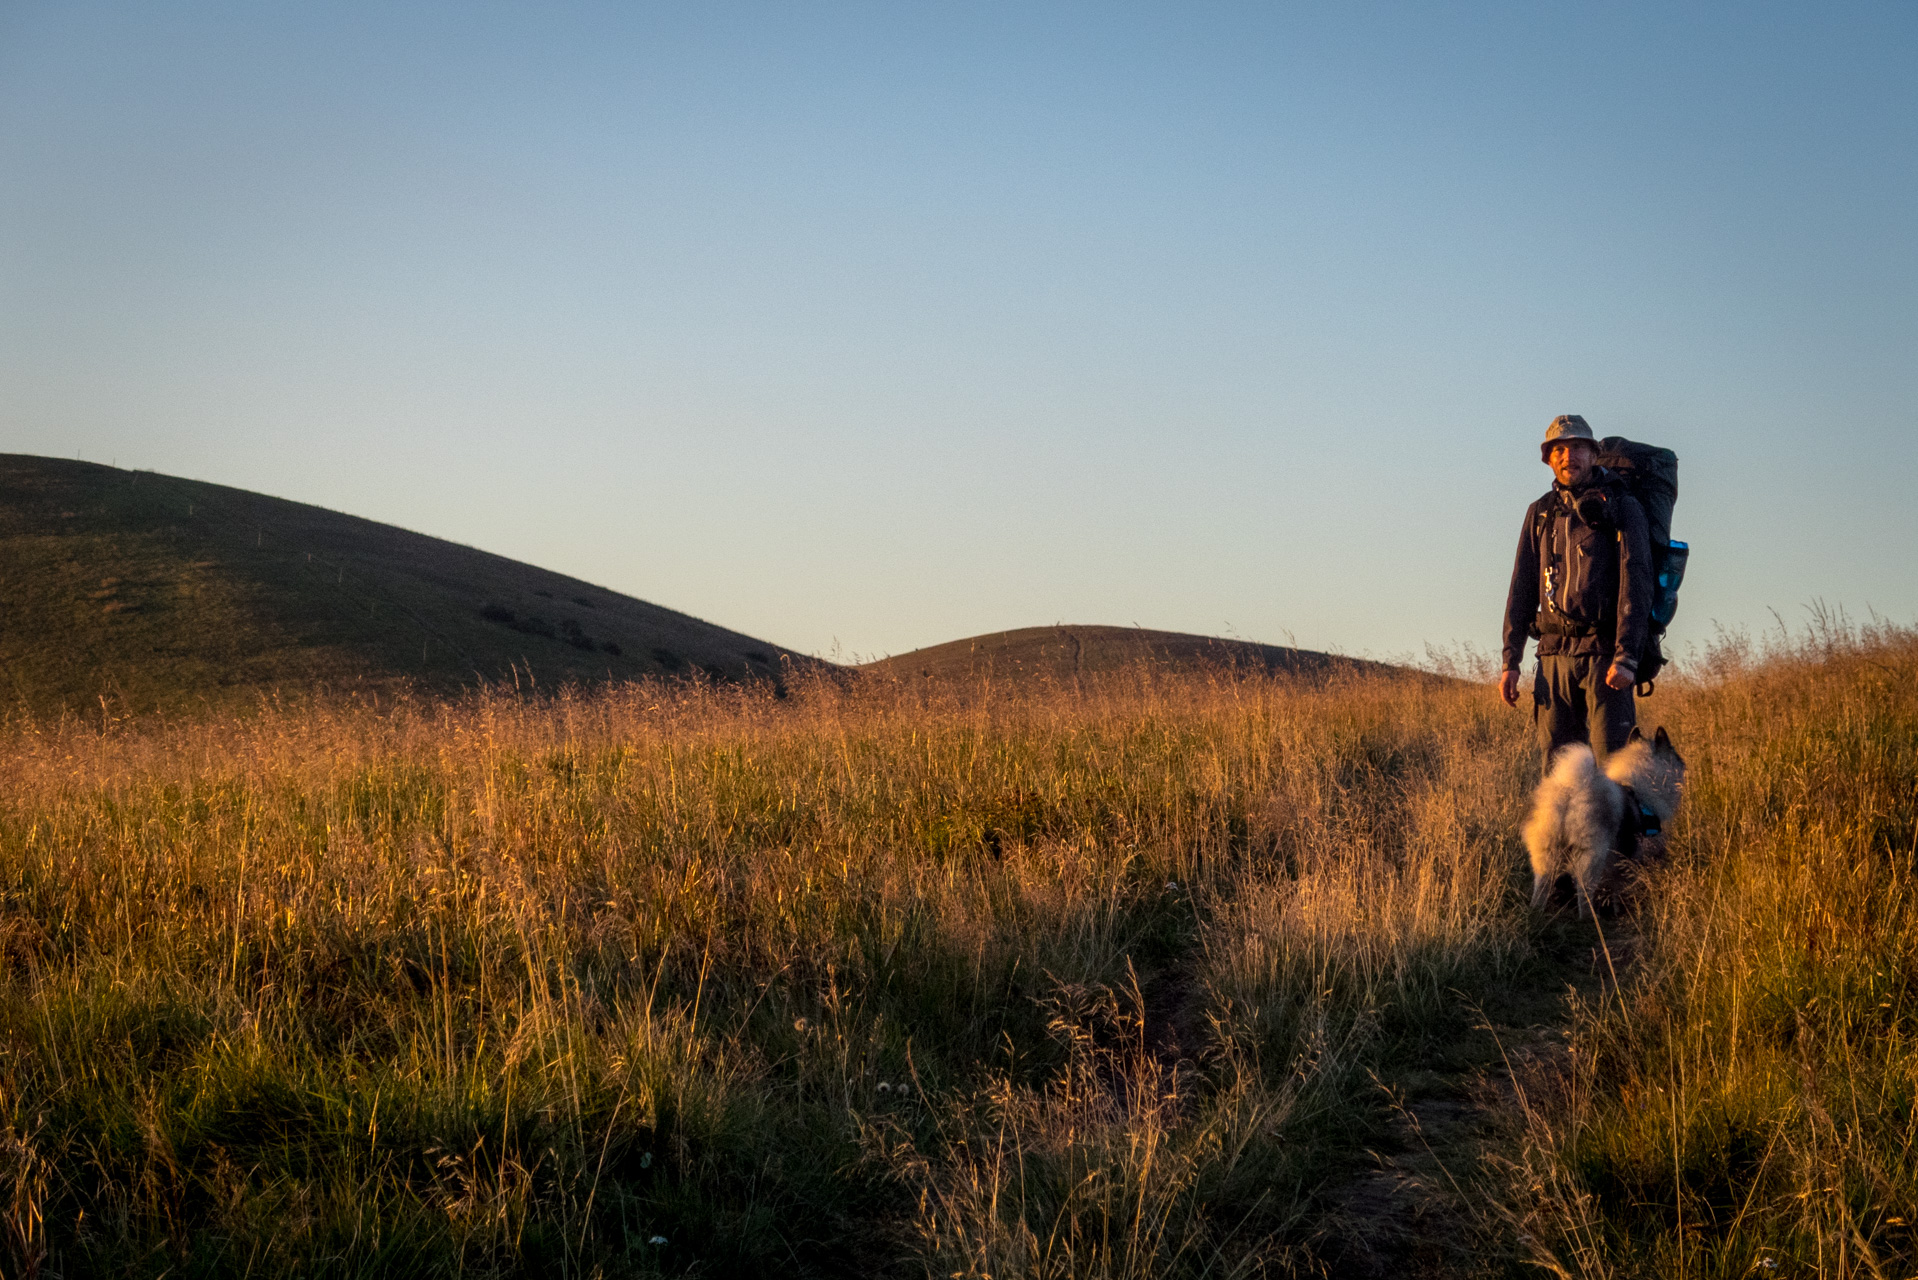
[1654,726,1671,748]
[1628,726,1645,743]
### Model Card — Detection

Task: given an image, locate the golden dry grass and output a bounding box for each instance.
[0,619,1912,1277]
[1507,618,1918,1279]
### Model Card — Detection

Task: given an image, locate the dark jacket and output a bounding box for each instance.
[1502,468,1653,674]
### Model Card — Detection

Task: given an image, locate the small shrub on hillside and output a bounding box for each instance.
[478,604,560,641]
[560,618,596,651]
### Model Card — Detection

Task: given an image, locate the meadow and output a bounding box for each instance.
[0,619,1913,1278]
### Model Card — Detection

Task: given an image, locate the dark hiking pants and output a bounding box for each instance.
[1533,653,1637,769]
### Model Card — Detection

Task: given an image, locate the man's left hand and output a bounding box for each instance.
[1605,663,1634,691]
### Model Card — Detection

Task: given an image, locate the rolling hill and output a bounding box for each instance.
[0,454,808,718]
[859,624,1399,683]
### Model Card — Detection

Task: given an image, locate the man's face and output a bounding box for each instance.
[1548,440,1597,487]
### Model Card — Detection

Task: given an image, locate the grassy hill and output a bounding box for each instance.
[10,611,1910,1275]
[0,454,808,718]
[860,623,1399,683]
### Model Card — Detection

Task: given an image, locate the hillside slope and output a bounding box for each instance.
[0,455,807,717]
[860,624,1402,683]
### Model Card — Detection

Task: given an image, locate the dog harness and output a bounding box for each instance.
[1614,784,1662,857]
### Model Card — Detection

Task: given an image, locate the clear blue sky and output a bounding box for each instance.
[4,2,1913,663]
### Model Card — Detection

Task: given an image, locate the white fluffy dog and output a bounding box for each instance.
[1524,726,1685,917]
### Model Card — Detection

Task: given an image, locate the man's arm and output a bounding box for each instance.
[1500,501,1541,705]
[1610,494,1653,684]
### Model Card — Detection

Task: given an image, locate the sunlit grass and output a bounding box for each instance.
[2,620,1913,1276]
[1505,617,1918,1279]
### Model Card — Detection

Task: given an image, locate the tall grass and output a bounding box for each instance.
[10,623,1910,1277]
[1508,618,1918,1278]
[0,663,1538,1276]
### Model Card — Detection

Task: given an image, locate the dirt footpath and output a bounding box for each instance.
[1316,922,1632,1277]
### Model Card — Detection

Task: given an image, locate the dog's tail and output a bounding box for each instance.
[1545,742,1600,790]
[1525,745,1601,909]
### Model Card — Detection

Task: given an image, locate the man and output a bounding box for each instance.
[1499,415,1653,768]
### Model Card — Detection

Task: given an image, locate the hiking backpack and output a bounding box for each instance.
[1595,437,1687,693]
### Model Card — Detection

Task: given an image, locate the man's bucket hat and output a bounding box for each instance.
[1540,414,1597,463]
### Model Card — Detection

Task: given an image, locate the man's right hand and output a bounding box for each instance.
[1499,669,1521,707]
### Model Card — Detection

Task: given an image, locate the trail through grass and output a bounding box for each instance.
[0,621,1912,1276]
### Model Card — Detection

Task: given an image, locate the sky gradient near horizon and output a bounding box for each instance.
[4,2,1914,664]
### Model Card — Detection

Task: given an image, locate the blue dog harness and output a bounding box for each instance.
[1615,784,1661,856]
